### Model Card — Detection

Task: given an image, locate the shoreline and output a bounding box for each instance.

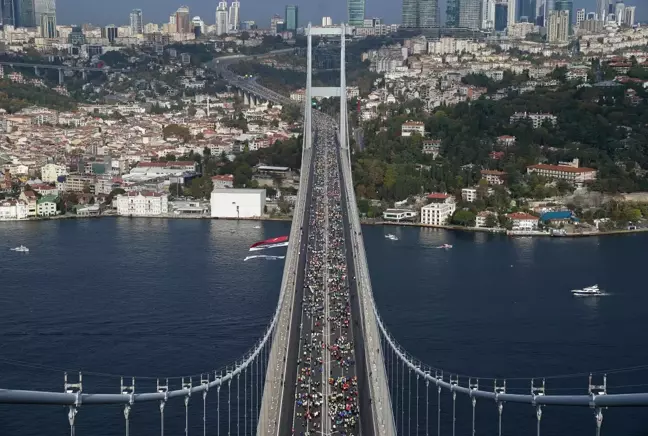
[3,214,648,238]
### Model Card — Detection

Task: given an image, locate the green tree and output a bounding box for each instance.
[451,209,476,227]
[484,213,498,228]
[189,175,213,199]
[169,182,184,197]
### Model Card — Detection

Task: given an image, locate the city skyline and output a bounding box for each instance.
[52,0,645,27]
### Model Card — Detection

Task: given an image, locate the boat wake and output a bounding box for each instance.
[244,255,286,261]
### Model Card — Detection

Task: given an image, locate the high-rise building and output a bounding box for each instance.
[130,9,143,35]
[446,0,459,26]
[103,24,118,42]
[321,16,332,26]
[270,14,284,34]
[17,0,35,27]
[517,0,536,22]
[623,5,635,26]
[285,5,298,31]
[402,0,439,28]
[507,0,516,27]
[216,1,228,35]
[34,0,56,38]
[614,1,625,26]
[554,0,573,33]
[228,0,240,31]
[547,9,569,42]
[575,8,585,28]
[348,0,365,26]
[2,0,17,26]
[175,6,190,33]
[494,0,508,30]
[596,0,607,21]
[482,0,496,29]
[459,0,482,29]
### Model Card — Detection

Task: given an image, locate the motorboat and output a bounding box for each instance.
[571,285,603,296]
[385,234,398,241]
[10,245,29,252]
[438,244,453,249]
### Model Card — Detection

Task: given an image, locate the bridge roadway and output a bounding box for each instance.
[288,125,362,436]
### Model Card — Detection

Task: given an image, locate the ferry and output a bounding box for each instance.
[10,245,29,252]
[385,234,398,241]
[571,285,603,296]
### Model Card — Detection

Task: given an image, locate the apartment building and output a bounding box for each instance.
[421,193,456,226]
[401,121,425,137]
[115,192,169,216]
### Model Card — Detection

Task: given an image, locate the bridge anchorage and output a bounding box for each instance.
[1,21,648,436]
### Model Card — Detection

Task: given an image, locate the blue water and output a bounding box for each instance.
[0,219,647,435]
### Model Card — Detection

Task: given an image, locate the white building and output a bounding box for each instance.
[527,163,597,184]
[510,112,557,128]
[475,211,497,228]
[548,10,570,44]
[228,0,240,32]
[401,121,425,137]
[115,192,169,216]
[382,209,418,221]
[322,16,333,26]
[421,193,456,226]
[216,1,229,36]
[211,188,265,218]
[0,199,28,220]
[461,188,477,202]
[37,196,58,217]
[506,212,539,231]
[41,163,68,183]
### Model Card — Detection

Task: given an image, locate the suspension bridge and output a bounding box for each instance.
[1,22,648,436]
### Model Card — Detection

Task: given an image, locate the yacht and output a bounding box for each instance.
[571,285,602,296]
[438,244,453,249]
[385,234,398,241]
[10,245,29,252]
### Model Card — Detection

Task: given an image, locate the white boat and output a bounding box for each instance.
[571,285,602,296]
[10,245,29,252]
[385,234,398,241]
[438,244,453,249]
[254,225,261,229]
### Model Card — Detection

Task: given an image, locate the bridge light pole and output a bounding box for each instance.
[120,377,135,436]
[589,374,607,436]
[157,378,169,436]
[64,372,82,436]
[469,378,479,436]
[183,377,193,436]
[201,373,210,436]
[531,378,546,436]
[494,379,507,436]
[450,375,459,436]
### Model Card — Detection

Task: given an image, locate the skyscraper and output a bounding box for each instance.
[614,1,625,26]
[402,0,439,28]
[623,5,635,25]
[575,8,585,28]
[229,0,240,31]
[270,14,284,34]
[34,0,55,38]
[459,0,482,29]
[507,0,517,27]
[18,0,35,27]
[215,1,228,35]
[482,0,496,29]
[596,0,607,21]
[285,5,298,31]
[2,0,17,26]
[446,0,459,26]
[348,0,365,27]
[130,9,143,35]
[517,0,536,22]
[175,6,190,33]
[494,0,508,30]
[547,9,569,42]
[554,0,572,33]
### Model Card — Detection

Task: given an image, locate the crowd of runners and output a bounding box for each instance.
[292,125,359,436]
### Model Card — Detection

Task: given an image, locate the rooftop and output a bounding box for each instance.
[528,164,596,173]
[507,212,538,221]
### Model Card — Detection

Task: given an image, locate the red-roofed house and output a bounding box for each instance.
[212,174,234,189]
[481,170,507,185]
[506,212,539,231]
[526,163,596,184]
[421,193,455,226]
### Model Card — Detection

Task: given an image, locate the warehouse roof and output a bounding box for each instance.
[211,188,266,194]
